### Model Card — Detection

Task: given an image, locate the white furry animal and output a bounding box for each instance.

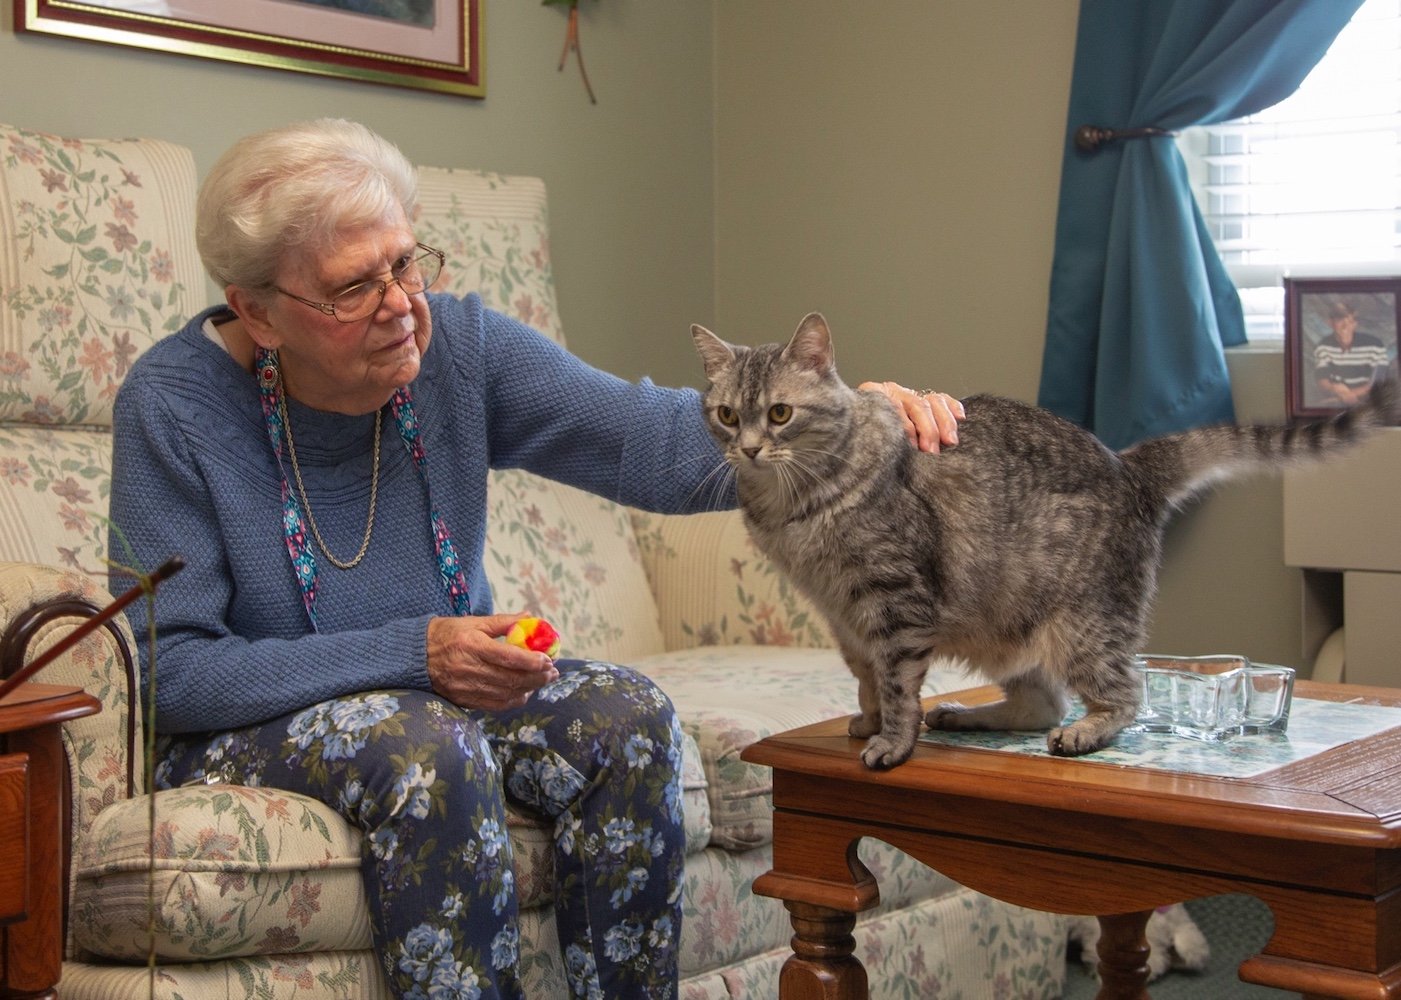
[1067,903,1210,982]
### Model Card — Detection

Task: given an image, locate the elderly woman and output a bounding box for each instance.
[108,118,961,1000]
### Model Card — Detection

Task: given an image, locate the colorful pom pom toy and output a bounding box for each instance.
[505,616,561,657]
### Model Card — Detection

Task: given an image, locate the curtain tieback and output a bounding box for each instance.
[1074,124,1175,152]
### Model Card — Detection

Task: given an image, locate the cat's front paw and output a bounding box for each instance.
[848,712,881,739]
[924,702,970,731]
[859,733,916,770]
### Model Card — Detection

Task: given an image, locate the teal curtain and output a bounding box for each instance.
[1039,0,1364,449]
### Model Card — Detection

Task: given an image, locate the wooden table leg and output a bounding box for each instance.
[2,725,63,1000]
[1094,911,1154,1000]
[776,900,869,1000]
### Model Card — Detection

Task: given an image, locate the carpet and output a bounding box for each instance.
[1062,893,1300,999]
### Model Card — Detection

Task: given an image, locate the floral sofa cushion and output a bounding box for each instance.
[414,165,562,344]
[59,952,395,1000]
[0,123,202,429]
[632,509,834,651]
[72,785,371,962]
[0,425,110,572]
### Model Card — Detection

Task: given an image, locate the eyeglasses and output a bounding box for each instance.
[276,243,446,323]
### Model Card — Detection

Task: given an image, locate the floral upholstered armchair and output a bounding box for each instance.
[0,122,1067,1000]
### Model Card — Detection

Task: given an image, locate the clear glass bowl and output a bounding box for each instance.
[1131,654,1295,741]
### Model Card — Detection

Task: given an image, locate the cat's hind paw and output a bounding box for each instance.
[1048,708,1134,756]
[1047,722,1113,756]
[848,713,881,739]
[925,702,971,731]
[859,733,916,770]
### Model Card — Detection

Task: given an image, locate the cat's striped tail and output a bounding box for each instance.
[1122,379,1400,514]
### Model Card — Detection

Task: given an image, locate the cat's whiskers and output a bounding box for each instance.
[779,456,830,512]
[658,450,738,512]
[686,459,736,512]
[659,450,729,478]
[781,449,844,501]
[733,443,841,512]
[735,450,800,511]
[774,460,803,510]
[774,458,815,507]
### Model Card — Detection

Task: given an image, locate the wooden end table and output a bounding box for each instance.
[1,683,101,1000]
[742,680,1401,1000]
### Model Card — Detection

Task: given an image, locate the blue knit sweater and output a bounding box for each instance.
[109,293,732,734]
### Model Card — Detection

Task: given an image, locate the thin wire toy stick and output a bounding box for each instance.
[101,546,183,992]
[0,555,184,701]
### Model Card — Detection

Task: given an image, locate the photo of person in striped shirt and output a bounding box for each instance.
[1311,297,1394,408]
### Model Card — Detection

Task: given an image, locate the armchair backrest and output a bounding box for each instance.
[0,122,203,572]
[0,123,203,848]
[415,165,565,347]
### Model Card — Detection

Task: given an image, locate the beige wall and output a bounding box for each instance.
[1,1,1317,671]
[0,2,715,384]
[712,2,1313,672]
[713,2,1074,401]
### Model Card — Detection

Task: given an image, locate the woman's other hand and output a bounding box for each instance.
[859,381,965,452]
[427,613,560,711]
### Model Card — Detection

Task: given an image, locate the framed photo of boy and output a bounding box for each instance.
[1285,277,1400,420]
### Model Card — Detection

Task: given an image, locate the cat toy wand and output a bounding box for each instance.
[0,555,184,701]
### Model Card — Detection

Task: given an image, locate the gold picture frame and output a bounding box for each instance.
[16,0,483,98]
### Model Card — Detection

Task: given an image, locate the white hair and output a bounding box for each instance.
[195,118,418,294]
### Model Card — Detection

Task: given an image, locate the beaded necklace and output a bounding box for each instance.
[255,348,471,628]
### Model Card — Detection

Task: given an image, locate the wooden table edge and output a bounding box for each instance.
[742,681,1401,846]
[0,682,101,726]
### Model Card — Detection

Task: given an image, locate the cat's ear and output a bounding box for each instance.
[783,312,836,374]
[691,325,737,380]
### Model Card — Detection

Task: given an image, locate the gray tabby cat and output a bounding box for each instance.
[692,312,1399,769]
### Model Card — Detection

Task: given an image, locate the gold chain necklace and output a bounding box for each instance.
[279,395,382,570]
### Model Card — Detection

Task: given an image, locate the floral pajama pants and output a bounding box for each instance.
[156,660,685,1000]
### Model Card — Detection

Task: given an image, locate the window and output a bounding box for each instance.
[1177,0,1401,342]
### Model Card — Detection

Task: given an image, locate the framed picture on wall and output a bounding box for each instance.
[16,0,483,98]
[1284,276,1401,420]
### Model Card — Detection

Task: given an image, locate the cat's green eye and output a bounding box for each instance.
[716,406,739,427]
[768,403,793,425]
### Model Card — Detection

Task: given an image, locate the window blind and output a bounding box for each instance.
[1178,0,1401,340]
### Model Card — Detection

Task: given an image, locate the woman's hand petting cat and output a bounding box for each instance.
[426,613,560,711]
[859,381,965,452]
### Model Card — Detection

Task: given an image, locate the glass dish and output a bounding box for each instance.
[1131,654,1295,742]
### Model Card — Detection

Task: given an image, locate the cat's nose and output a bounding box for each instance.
[742,447,761,460]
